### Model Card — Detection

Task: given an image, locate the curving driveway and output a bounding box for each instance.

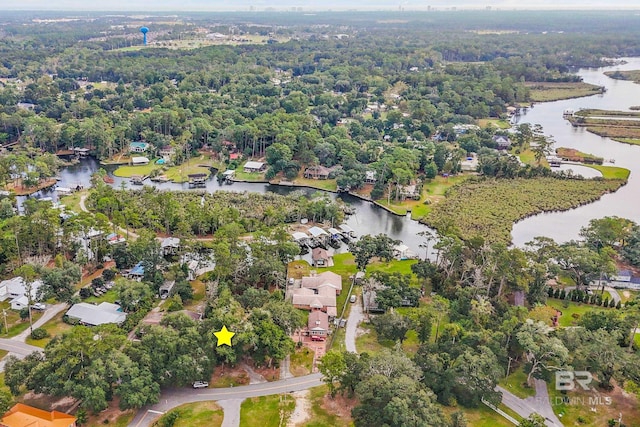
[128,373,323,427]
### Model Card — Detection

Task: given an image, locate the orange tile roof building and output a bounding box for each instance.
[1,403,77,427]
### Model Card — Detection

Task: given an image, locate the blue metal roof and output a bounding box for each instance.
[130,262,145,276]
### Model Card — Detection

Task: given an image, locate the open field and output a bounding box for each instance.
[583,164,630,180]
[376,174,470,218]
[498,367,536,399]
[478,118,512,129]
[290,347,314,376]
[525,82,604,102]
[546,299,609,327]
[424,176,625,244]
[555,147,603,165]
[301,385,354,427]
[239,394,295,427]
[152,401,223,427]
[25,311,72,347]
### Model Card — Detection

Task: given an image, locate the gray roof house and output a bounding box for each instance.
[66,302,127,326]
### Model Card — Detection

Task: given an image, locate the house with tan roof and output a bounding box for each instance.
[292,271,343,317]
[1,403,77,427]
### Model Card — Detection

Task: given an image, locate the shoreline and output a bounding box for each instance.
[231,177,409,217]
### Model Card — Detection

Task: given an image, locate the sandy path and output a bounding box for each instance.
[287,390,311,427]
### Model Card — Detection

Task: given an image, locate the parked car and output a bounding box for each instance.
[192,381,209,389]
[350,295,357,303]
[311,335,325,342]
[31,303,46,311]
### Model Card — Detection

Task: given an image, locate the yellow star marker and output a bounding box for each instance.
[214,325,235,347]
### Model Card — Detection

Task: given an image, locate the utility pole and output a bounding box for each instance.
[2,309,7,335]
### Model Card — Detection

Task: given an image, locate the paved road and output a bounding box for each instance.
[497,379,563,427]
[564,285,621,304]
[11,303,67,342]
[345,295,363,353]
[128,373,323,427]
[0,338,42,356]
[218,399,243,427]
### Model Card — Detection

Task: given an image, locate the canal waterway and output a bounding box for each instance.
[511,57,640,246]
[22,57,640,252]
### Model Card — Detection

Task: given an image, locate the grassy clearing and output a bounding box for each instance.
[478,118,511,129]
[424,177,626,244]
[376,174,470,218]
[302,385,354,427]
[113,162,161,177]
[548,382,640,426]
[153,402,223,427]
[611,137,640,146]
[0,301,45,338]
[498,367,536,399]
[182,279,206,311]
[619,289,639,303]
[290,347,314,376]
[163,157,213,183]
[525,81,604,102]
[59,190,87,213]
[583,164,631,180]
[86,412,135,427]
[83,289,119,304]
[239,395,295,427]
[441,404,515,427]
[25,311,72,347]
[555,147,604,164]
[546,299,609,327]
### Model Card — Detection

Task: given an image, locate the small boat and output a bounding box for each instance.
[103,175,115,184]
[609,159,616,164]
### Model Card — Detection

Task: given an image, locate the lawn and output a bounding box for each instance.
[83,289,119,304]
[239,394,295,427]
[163,157,214,183]
[182,279,206,311]
[515,145,549,167]
[113,161,162,178]
[290,347,314,376]
[498,367,536,399]
[583,164,631,180]
[287,176,338,192]
[25,311,72,347]
[59,189,88,213]
[0,301,45,338]
[376,174,470,219]
[86,412,135,427]
[153,402,223,427]
[301,385,354,427]
[441,404,516,427]
[546,299,609,327]
[478,118,511,129]
[547,381,640,426]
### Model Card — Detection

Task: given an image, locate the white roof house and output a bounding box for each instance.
[292,232,310,241]
[161,237,181,249]
[308,226,329,238]
[131,156,150,165]
[66,302,127,326]
[243,161,265,172]
[0,277,43,302]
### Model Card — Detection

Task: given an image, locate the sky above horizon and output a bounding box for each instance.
[4,0,640,11]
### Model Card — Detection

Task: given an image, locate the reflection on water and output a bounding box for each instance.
[511,57,640,246]
[19,158,433,254]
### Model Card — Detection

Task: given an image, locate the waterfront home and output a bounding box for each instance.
[312,247,331,267]
[188,173,207,188]
[365,170,377,184]
[129,141,149,153]
[292,231,311,247]
[493,135,512,150]
[308,226,329,246]
[243,161,266,173]
[159,145,175,159]
[304,165,331,180]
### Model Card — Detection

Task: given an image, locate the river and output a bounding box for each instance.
[511,57,640,246]
[22,158,432,256]
[24,57,640,253]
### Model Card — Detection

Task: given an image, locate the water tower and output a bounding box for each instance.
[140,27,149,45]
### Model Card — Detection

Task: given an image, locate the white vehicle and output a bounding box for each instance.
[31,303,46,311]
[192,381,209,389]
[350,295,357,303]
